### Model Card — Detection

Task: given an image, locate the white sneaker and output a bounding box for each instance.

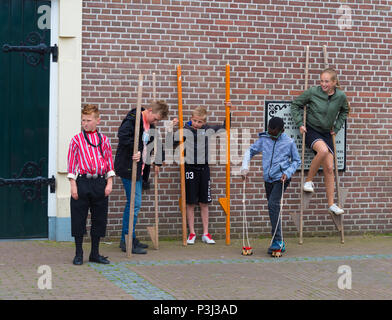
[187,233,196,244]
[328,204,344,215]
[202,233,215,244]
[303,181,315,193]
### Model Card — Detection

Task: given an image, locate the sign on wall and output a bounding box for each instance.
[265,101,346,171]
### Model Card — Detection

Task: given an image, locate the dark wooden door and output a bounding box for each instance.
[0,0,51,239]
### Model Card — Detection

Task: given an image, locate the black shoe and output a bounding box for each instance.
[89,254,110,264]
[119,240,126,252]
[132,245,147,254]
[134,238,149,249]
[73,255,83,265]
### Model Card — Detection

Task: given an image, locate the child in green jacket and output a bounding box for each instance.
[291,68,349,215]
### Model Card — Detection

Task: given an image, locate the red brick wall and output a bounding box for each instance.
[81,0,392,241]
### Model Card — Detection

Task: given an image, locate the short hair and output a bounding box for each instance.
[150,100,169,119]
[82,104,99,118]
[192,106,207,120]
[268,117,284,131]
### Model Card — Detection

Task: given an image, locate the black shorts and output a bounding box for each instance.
[70,175,108,237]
[305,126,334,155]
[185,165,212,204]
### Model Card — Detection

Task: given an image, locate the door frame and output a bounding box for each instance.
[48,0,82,241]
[48,0,58,231]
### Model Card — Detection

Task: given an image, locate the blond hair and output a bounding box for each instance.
[82,104,100,118]
[192,106,207,120]
[321,68,340,88]
[321,68,350,115]
[150,100,169,119]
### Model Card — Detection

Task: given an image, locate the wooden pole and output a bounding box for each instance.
[147,73,160,249]
[323,45,329,68]
[332,134,345,244]
[177,65,187,246]
[153,73,159,249]
[126,73,143,258]
[299,46,309,245]
[324,45,344,243]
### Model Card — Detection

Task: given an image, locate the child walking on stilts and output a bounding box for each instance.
[241,117,301,257]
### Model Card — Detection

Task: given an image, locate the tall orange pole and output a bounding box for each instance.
[177,65,187,246]
[219,64,231,245]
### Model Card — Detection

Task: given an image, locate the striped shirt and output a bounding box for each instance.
[67,130,115,180]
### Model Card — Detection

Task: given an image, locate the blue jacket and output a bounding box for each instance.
[241,132,301,183]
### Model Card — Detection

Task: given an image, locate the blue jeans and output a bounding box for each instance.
[264,180,290,243]
[121,178,142,242]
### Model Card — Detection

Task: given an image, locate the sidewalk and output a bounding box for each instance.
[1,234,392,300]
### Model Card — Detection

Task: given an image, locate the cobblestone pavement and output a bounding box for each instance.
[1,235,392,300]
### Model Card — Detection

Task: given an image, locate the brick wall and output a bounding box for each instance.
[81,0,392,241]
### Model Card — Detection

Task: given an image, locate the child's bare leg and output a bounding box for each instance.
[306,140,330,182]
[199,202,209,235]
[186,204,196,234]
[322,152,335,207]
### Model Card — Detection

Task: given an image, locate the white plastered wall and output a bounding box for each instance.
[49,0,82,236]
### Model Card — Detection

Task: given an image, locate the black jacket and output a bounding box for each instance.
[114,108,159,180]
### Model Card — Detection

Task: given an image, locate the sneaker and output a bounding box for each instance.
[187,233,196,245]
[268,240,286,255]
[303,181,315,193]
[328,204,344,215]
[202,233,215,244]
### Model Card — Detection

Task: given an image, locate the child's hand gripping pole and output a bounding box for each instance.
[219,63,231,245]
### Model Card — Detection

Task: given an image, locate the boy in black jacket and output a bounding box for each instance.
[115,100,169,254]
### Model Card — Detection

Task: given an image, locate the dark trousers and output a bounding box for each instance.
[70,176,108,237]
[264,180,290,242]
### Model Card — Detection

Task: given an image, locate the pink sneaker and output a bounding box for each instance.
[187,233,196,244]
[202,233,215,244]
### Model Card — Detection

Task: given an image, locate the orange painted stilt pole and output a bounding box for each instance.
[219,64,231,245]
[176,65,187,246]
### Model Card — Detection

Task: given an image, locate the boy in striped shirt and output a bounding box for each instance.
[67,104,115,265]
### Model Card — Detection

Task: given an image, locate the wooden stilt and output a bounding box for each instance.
[332,134,345,244]
[325,45,345,244]
[126,74,144,258]
[299,46,310,245]
[147,72,159,250]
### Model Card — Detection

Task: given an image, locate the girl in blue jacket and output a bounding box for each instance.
[241,117,301,256]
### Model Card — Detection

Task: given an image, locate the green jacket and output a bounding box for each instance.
[291,86,349,133]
